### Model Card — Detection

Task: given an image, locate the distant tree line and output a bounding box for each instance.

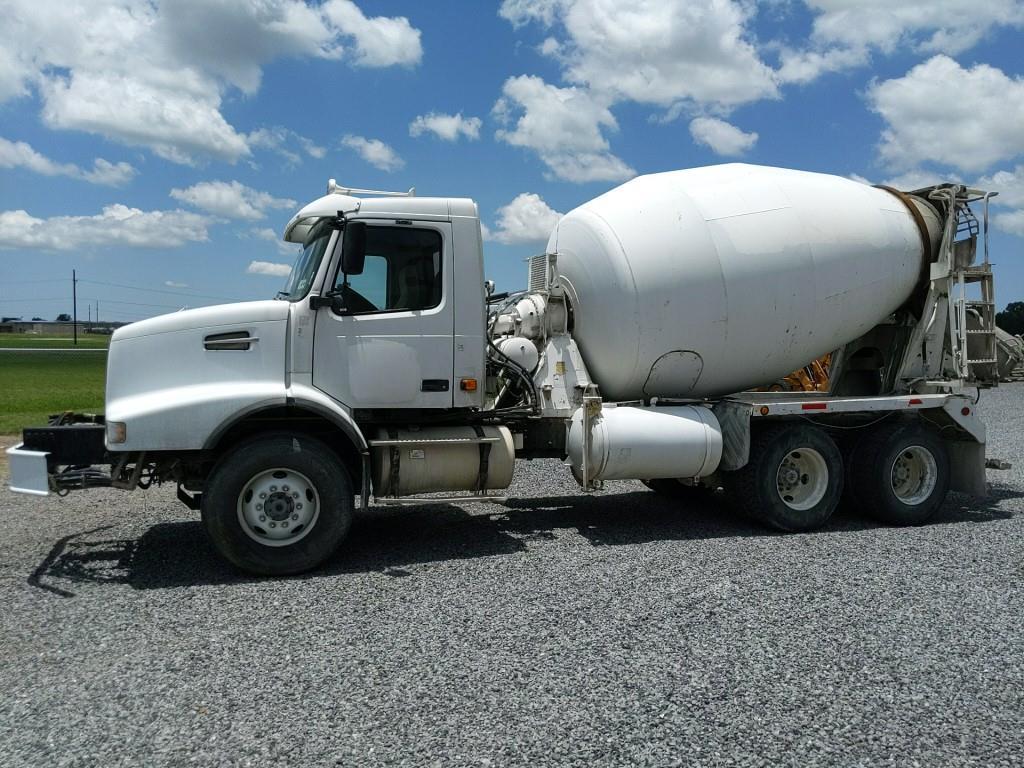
[996,302,1024,336]
[1,314,72,322]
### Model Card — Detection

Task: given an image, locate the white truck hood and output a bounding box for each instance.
[112,300,290,342]
[105,299,292,451]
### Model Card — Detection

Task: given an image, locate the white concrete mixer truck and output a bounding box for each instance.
[7,164,1007,575]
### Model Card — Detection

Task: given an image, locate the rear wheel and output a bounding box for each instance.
[847,421,949,525]
[725,423,843,532]
[202,434,354,576]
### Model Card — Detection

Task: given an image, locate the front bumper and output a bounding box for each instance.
[6,443,51,496]
[6,423,109,496]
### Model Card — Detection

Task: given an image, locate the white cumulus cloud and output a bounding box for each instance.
[977,165,1024,237]
[251,226,301,256]
[977,166,1024,210]
[485,193,563,245]
[247,260,292,277]
[500,0,777,110]
[0,136,136,186]
[322,0,422,67]
[0,205,211,250]
[170,181,297,221]
[409,112,482,142]
[867,56,1024,174]
[777,0,1024,84]
[493,75,634,183]
[0,0,423,164]
[341,135,404,172]
[689,117,758,156]
[776,47,869,86]
[802,0,1023,56]
[248,127,326,165]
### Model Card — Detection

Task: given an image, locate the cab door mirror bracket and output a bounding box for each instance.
[309,289,346,313]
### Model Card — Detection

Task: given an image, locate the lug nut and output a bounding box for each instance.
[293,492,300,499]
[269,522,277,528]
[259,515,266,522]
[291,514,299,521]
[282,485,289,492]
[282,521,289,528]
[259,492,267,499]
[256,503,262,511]
[270,485,277,492]
[296,503,303,510]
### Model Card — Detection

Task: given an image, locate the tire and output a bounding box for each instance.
[847,421,949,526]
[642,478,714,498]
[201,434,354,576]
[725,423,843,532]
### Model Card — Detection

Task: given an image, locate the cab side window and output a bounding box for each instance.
[334,226,442,313]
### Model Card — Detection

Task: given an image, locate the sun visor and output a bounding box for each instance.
[282,193,360,243]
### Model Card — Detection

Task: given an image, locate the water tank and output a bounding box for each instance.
[548,164,940,400]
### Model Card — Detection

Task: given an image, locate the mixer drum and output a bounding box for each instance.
[548,164,940,400]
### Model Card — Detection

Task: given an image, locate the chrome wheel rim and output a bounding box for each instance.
[237,468,320,547]
[775,448,829,511]
[890,446,938,506]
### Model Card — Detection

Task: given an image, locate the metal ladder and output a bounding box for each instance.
[952,197,999,382]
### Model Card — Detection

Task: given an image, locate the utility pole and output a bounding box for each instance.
[72,269,78,346]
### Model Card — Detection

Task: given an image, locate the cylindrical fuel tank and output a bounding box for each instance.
[549,164,941,400]
[566,405,722,482]
[372,425,515,496]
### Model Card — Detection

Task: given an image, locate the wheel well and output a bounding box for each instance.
[208,406,364,487]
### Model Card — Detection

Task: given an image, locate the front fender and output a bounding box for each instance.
[197,382,368,453]
[108,382,286,451]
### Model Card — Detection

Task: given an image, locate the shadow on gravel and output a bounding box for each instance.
[26,485,1021,594]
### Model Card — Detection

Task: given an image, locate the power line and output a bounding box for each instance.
[77,279,236,301]
[93,310,152,320]
[81,297,199,310]
[0,297,70,302]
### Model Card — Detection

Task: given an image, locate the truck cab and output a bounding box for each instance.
[96,185,489,459]
[282,184,487,414]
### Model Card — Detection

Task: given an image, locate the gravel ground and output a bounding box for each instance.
[1,386,1023,768]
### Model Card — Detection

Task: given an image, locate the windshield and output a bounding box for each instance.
[276,218,335,301]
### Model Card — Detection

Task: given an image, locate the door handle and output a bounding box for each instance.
[420,379,450,392]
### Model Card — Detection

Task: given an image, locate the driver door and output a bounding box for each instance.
[312,221,455,409]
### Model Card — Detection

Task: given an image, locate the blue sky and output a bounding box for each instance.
[2,0,1023,324]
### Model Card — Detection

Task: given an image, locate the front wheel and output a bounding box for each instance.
[847,422,949,526]
[201,434,354,576]
[725,423,843,532]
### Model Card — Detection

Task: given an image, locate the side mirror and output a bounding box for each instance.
[341,221,367,275]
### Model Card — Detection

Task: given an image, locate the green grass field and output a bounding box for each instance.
[0,334,111,349]
[0,351,106,434]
